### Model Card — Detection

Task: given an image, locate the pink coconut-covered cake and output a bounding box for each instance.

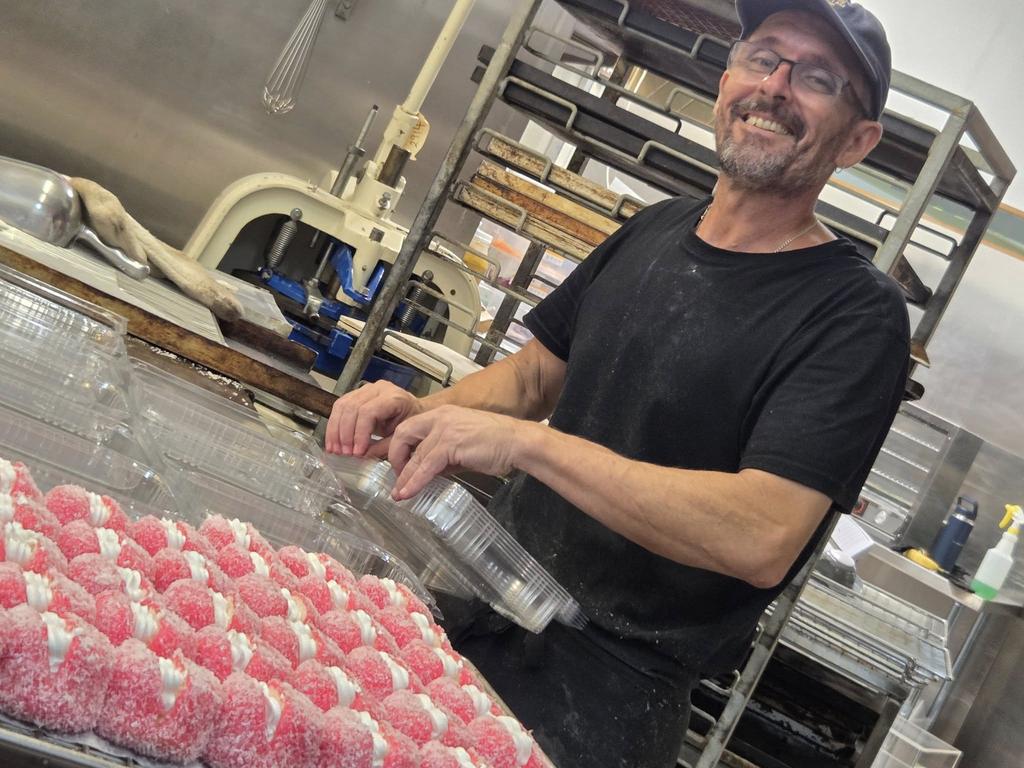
[203,673,322,768]
[424,678,501,726]
[0,561,95,622]
[0,604,113,732]
[97,639,223,762]
[400,640,469,686]
[92,590,197,658]
[318,706,422,768]
[317,608,399,655]
[357,575,432,616]
[298,574,379,617]
[55,520,153,577]
[345,645,422,701]
[290,658,379,714]
[66,553,153,600]
[467,715,544,768]
[259,616,345,669]
[44,484,129,532]
[152,546,233,593]
[1,521,68,574]
[128,515,216,559]
[162,579,258,634]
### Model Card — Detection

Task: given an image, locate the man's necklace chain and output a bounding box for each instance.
[697,203,819,253]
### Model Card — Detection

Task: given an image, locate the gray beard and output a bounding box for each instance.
[717,133,820,195]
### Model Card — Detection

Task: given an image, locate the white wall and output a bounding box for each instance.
[853,1,1024,455]
[863,0,1024,209]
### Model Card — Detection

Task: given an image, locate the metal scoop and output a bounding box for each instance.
[0,156,150,280]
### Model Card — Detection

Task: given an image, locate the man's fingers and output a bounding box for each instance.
[332,387,376,455]
[365,436,391,459]
[387,413,433,477]
[393,432,450,500]
[352,402,389,457]
[325,410,339,454]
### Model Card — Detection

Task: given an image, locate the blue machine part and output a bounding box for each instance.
[261,239,385,323]
[264,236,416,387]
[287,321,417,387]
[329,243,386,307]
[288,322,355,378]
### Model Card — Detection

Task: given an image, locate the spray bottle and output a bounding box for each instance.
[970,504,1023,600]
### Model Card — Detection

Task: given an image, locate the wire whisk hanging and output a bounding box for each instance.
[262,0,329,115]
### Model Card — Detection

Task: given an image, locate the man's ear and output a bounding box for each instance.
[836,118,883,169]
[713,70,731,120]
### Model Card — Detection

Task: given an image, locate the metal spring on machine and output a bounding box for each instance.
[398,270,433,331]
[267,208,303,269]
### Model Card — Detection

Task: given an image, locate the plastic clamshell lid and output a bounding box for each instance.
[0,262,128,350]
[129,360,347,514]
[0,403,181,520]
[331,456,585,633]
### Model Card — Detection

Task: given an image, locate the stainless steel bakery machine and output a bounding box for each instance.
[306,0,1012,766]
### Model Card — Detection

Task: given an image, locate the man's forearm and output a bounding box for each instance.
[512,422,829,588]
[419,342,560,422]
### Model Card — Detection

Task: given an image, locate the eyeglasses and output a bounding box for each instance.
[727,40,869,118]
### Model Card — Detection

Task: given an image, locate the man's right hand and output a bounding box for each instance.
[324,380,425,458]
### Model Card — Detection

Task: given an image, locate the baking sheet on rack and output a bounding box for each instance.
[791,583,950,682]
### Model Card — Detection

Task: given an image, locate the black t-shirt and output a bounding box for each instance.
[486,196,910,674]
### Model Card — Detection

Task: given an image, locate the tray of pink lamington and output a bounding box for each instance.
[0,452,556,768]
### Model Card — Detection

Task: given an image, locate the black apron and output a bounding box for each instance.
[440,596,696,768]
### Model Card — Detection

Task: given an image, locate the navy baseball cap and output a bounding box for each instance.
[735,0,891,120]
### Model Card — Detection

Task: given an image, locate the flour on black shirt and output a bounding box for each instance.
[486,196,910,674]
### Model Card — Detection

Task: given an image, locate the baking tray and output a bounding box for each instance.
[553,0,733,98]
[775,573,950,694]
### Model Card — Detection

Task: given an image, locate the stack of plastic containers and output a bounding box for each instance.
[0,264,180,518]
[129,359,341,516]
[0,264,434,607]
[0,265,135,449]
[126,357,436,608]
[0,404,180,521]
[330,455,586,633]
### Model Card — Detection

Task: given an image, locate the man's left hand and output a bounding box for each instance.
[386,405,528,500]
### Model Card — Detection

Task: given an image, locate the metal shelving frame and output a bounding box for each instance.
[322,2,999,766]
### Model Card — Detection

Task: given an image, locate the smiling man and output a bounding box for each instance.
[326,2,909,766]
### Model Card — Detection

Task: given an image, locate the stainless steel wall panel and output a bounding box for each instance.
[0,0,518,248]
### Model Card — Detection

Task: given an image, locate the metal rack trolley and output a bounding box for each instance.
[320,1,996,765]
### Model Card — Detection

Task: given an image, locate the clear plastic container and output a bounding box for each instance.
[0,403,181,520]
[129,360,344,515]
[872,718,961,768]
[330,455,585,633]
[0,262,127,356]
[0,336,134,445]
[161,456,435,612]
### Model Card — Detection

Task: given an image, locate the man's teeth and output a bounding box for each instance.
[744,115,791,135]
